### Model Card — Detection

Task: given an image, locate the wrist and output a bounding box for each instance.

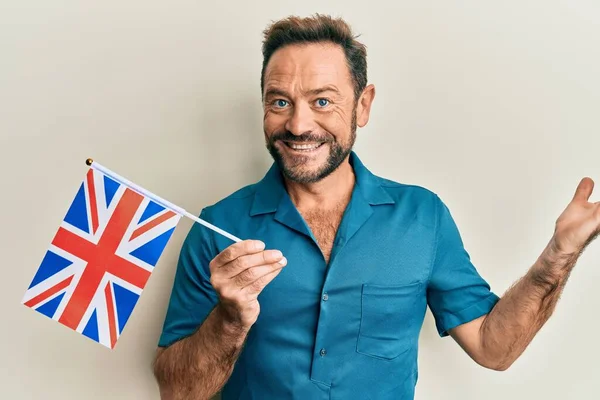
[215,303,252,336]
[537,237,578,280]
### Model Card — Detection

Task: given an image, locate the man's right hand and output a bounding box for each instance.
[209,240,287,329]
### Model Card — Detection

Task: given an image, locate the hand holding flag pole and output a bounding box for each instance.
[85,158,241,243]
[23,158,240,349]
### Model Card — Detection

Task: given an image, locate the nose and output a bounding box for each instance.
[284,102,316,136]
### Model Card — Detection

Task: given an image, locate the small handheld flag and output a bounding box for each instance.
[22,159,240,349]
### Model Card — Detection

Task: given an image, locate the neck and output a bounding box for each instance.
[284,156,355,210]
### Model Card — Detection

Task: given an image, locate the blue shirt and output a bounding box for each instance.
[158,152,500,399]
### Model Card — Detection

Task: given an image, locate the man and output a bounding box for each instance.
[152,14,599,400]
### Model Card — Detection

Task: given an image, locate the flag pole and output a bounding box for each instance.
[85,158,242,243]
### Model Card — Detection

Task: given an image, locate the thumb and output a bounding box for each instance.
[572,177,594,203]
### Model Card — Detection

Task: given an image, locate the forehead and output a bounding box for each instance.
[263,42,352,92]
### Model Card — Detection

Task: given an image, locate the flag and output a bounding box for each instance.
[22,166,182,349]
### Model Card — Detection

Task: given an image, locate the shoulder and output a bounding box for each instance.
[364,170,452,235]
[374,173,443,211]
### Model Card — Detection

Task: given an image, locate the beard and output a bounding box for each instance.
[265,109,357,184]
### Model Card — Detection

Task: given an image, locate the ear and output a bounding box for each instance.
[356,84,376,128]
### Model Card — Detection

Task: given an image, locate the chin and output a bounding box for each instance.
[282,162,335,184]
[268,140,350,184]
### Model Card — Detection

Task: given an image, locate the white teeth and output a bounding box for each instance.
[288,143,321,150]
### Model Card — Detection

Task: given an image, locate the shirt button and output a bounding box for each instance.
[320,348,327,357]
[322,293,329,301]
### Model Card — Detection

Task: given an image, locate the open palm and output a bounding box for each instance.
[553,177,600,256]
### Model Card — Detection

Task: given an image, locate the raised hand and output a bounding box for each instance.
[552,177,600,257]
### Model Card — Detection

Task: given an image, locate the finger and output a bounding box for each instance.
[232,259,287,288]
[572,177,595,203]
[211,240,265,269]
[242,266,285,295]
[223,250,285,277]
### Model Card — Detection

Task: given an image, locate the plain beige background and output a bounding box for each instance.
[1,1,599,399]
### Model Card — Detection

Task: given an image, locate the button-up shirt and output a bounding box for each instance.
[158,152,499,399]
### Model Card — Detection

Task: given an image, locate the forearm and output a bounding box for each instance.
[153,304,250,400]
[479,240,578,370]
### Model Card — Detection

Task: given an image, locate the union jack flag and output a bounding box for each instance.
[22,167,182,349]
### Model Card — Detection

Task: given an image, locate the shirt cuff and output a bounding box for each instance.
[436,293,500,337]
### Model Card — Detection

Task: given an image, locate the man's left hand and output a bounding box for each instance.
[552,177,600,257]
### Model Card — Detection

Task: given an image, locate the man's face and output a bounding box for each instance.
[262,43,365,184]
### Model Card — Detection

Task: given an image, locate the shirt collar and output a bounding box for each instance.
[249,151,394,217]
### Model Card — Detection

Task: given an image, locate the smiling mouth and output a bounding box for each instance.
[283,141,325,152]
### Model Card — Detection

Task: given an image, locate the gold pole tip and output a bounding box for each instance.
[85,158,93,166]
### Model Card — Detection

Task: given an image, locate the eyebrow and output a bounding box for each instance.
[306,85,341,96]
[264,88,290,100]
[264,85,341,100]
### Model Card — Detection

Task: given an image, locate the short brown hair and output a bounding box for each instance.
[261,14,368,100]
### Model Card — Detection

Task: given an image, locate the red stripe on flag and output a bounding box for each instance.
[105,283,118,349]
[52,228,148,289]
[24,275,74,308]
[58,189,144,330]
[52,227,97,261]
[53,227,150,289]
[58,263,106,329]
[130,210,176,240]
[107,257,150,289]
[86,169,99,234]
[98,188,143,250]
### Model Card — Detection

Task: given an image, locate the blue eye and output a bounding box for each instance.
[316,98,329,107]
[274,99,289,108]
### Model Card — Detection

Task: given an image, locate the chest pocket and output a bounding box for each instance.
[357,282,424,360]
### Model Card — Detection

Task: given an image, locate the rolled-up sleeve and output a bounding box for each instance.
[427,197,500,337]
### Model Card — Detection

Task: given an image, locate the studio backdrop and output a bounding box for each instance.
[1,1,598,399]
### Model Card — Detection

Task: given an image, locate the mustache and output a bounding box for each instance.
[269,131,333,143]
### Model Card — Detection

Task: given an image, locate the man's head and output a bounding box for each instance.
[261,14,375,184]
